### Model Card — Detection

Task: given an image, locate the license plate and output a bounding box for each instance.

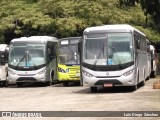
[104,83,113,87]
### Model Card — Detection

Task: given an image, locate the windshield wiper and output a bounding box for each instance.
[15,51,37,69]
[15,54,26,69]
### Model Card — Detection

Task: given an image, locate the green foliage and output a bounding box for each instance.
[0,0,160,44]
[140,0,160,30]
[119,0,140,6]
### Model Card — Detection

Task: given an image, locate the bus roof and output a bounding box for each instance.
[60,37,81,41]
[10,36,58,43]
[59,37,81,45]
[84,24,145,36]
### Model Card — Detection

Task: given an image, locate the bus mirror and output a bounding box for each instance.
[0,52,7,64]
[78,41,81,53]
[78,37,83,53]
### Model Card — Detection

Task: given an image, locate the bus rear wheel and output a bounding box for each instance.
[151,71,156,78]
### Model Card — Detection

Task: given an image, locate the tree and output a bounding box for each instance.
[119,0,140,6]
[140,0,160,29]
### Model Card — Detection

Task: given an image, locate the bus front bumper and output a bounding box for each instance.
[82,73,136,87]
[8,69,47,84]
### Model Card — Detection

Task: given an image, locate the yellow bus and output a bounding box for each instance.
[58,37,81,86]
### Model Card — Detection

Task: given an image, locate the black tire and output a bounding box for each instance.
[44,81,52,86]
[3,81,8,87]
[153,71,156,78]
[141,73,146,86]
[63,82,69,86]
[74,82,80,86]
[90,86,97,93]
[146,76,150,80]
[131,85,137,91]
[16,82,23,87]
[150,71,156,78]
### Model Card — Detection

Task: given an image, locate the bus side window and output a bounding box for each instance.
[47,43,56,61]
[134,34,140,49]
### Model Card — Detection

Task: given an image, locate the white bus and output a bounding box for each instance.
[150,45,157,78]
[8,36,58,87]
[81,24,149,92]
[146,40,151,80]
[0,44,9,87]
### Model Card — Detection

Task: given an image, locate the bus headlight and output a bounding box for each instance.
[58,67,66,73]
[37,69,46,75]
[8,69,16,75]
[82,70,93,78]
[123,68,134,76]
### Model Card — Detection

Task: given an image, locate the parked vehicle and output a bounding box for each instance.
[8,36,58,87]
[150,45,157,78]
[0,44,9,87]
[58,37,81,86]
[80,24,149,92]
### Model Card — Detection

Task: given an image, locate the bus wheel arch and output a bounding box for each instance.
[50,70,54,82]
[131,69,139,91]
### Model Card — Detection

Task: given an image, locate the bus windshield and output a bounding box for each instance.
[83,33,133,65]
[9,42,46,68]
[59,44,79,64]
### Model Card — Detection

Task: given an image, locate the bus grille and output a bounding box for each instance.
[95,80,122,85]
[67,66,80,78]
[16,77,37,82]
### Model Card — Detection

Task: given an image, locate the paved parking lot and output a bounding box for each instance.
[0,76,160,120]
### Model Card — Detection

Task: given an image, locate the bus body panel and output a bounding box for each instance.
[136,51,149,81]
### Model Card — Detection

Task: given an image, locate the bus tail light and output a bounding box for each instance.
[123,68,134,76]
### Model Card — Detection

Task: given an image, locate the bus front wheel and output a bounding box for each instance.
[16,82,23,87]
[131,85,137,91]
[3,81,8,87]
[44,81,52,86]
[90,86,97,93]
